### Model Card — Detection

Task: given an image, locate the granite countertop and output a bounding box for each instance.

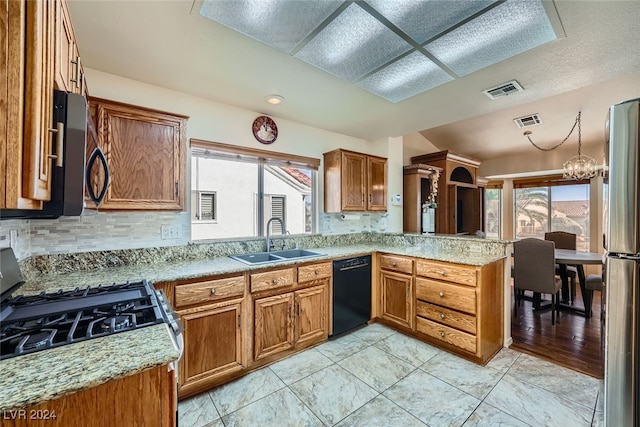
[3,243,505,410]
[0,323,180,410]
[19,244,505,295]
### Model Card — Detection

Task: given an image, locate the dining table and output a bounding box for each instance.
[554,249,604,318]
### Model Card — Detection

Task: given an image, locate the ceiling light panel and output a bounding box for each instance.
[424,0,557,76]
[365,0,497,44]
[293,3,413,82]
[199,0,342,53]
[357,51,453,103]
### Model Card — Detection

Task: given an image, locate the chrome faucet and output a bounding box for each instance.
[266,217,285,252]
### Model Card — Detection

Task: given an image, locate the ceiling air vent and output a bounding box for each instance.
[513,113,542,128]
[483,80,524,99]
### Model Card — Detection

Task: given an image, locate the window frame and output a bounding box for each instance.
[513,175,591,251]
[190,139,319,240]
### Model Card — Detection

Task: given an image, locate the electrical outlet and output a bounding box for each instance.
[161,225,182,240]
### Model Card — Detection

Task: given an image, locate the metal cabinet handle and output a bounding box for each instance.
[440,271,447,276]
[392,262,397,267]
[297,303,301,317]
[272,278,278,284]
[440,313,445,319]
[210,288,216,295]
[440,331,445,337]
[369,194,372,204]
[288,304,293,318]
[362,194,365,203]
[439,292,445,298]
[314,270,319,275]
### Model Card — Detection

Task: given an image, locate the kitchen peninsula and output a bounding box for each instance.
[3,232,510,415]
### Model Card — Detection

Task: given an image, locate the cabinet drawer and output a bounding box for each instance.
[416,260,477,287]
[416,301,476,335]
[175,276,244,308]
[380,254,413,274]
[298,262,332,283]
[416,317,476,353]
[250,268,295,293]
[415,278,476,315]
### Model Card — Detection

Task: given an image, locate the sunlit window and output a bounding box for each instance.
[514,180,590,251]
[190,141,318,241]
[484,188,501,239]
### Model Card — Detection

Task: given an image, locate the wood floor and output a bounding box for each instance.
[510,284,605,379]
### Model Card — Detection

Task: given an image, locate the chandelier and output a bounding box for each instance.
[523,111,597,180]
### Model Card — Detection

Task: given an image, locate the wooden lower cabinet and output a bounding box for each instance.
[1,365,176,427]
[380,270,414,330]
[254,293,295,360]
[253,282,329,361]
[295,284,329,347]
[414,258,504,364]
[178,299,245,397]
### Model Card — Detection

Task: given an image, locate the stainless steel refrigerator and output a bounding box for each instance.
[604,97,640,427]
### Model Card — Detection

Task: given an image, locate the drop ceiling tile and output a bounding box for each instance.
[357,51,453,103]
[199,0,343,53]
[294,3,413,82]
[425,0,557,76]
[366,0,497,44]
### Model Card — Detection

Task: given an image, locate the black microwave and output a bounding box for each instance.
[1,90,92,219]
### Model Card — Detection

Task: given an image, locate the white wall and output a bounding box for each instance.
[0,68,400,257]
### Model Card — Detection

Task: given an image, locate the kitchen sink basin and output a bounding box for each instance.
[229,249,324,265]
[270,249,322,259]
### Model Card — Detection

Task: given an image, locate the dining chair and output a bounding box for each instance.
[544,231,578,302]
[514,238,562,325]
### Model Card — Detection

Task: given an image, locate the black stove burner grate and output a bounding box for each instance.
[0,280,165,360]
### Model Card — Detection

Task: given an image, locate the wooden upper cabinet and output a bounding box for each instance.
[3,0,83,210]
[323,148,388,213]
[341,151,367,211]
[367,156,387,211]
[54,0,83,95]
[89,97,188,210]
[21,0,56,203]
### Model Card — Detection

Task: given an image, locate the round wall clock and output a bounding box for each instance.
[252,116,278,144]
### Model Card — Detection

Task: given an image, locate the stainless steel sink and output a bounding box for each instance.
[229,249,324,265]
[270,249,322,259]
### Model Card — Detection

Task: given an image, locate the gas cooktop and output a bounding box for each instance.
[0,280,168,360]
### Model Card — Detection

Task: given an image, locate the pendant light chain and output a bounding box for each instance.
[524,111,581,152]
[577,111,582,156]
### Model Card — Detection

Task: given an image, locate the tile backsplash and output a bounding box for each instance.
[0,220,31,260]
[320,212,389,234]
[0,212,190,259]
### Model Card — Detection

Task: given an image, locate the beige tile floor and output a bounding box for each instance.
[178,323,604,427]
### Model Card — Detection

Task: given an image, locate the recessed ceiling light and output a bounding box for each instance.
[265,95,285,105]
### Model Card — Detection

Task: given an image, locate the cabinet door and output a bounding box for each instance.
[93,99,187,210]
[54,0,75,93]
[22,0,55,202]
[341,151,366,211]
[367,156,387,211]
[254,293,295,360]
[295,283,328,347]
[380,270,414,329]
[179,299,244,392]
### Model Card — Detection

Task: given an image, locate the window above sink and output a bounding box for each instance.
[191,140,320,242]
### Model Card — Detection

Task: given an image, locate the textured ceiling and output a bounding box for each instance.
[199,0,559,102]
[67,0,640,161]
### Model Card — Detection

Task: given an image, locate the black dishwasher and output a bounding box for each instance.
[332,255,371,337]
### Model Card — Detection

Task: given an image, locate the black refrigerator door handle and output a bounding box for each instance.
[85,147,110,207]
